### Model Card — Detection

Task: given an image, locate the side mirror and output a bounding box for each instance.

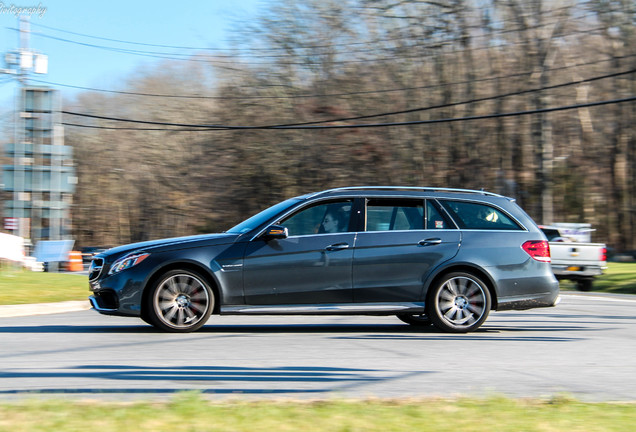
[261,225,288,240]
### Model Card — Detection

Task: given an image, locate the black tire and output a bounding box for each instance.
[140,310,154,326]
[426,272,491,333]
[576,279,593,292]
[396,313,432,326]
[146,269,214,333]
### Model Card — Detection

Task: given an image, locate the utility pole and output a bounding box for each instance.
[1,16,76,257]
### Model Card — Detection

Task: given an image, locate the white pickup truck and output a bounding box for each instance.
[540,225,607,291]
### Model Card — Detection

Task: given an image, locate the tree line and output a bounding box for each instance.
[56,0,635,251]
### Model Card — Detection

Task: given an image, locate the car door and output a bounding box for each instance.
[352,198,461,303]
[243,199,355,305]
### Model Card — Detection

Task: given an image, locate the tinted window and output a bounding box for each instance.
[366,199,424,231]
[281,200,353,236]
[540,227,561,241]
[439,200,522,230]
[426,200,453,229]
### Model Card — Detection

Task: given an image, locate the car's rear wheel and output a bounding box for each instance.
[396,313,432,326]
[426,272,491,333]
[147,269,214,332]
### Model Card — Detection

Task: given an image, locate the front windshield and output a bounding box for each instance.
[226,198,300,234]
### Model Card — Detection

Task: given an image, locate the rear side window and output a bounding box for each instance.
[366,199,424,231]
[426,200,452,229]
[439,200,522,230]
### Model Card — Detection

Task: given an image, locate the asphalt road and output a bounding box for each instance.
[1,292,635,401]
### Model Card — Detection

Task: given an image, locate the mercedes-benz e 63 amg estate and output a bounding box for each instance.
[89,187,560,333]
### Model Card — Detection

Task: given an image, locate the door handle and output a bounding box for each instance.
[326,242,350,251]
[418,238,442,246]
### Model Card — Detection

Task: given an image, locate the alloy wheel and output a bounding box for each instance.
[151,272,213,331]
[428,273,491,333]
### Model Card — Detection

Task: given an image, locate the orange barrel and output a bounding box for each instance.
[67,251,84,272]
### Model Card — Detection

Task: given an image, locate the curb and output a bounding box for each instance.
[0,300,91,318]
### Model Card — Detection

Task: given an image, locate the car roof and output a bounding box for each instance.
[298,186,512,202]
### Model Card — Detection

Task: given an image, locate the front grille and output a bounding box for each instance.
[89,257,104,281]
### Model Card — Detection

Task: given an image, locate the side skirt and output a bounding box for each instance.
[220,302,426,316]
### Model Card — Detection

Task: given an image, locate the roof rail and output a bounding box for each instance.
[307,186,505,198]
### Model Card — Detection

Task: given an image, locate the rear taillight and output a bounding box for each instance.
[522,240,551,262]
[600,247,607,262]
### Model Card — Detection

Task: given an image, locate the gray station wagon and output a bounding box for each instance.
[89,187,560,333]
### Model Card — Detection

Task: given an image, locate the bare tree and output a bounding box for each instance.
[62,0,636,251]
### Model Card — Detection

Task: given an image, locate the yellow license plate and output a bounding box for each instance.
[566,266,582,271]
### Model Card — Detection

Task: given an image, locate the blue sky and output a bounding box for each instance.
[0,0,266,124]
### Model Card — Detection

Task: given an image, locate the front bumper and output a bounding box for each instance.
[89,294,119,315]
[89,266,146,317]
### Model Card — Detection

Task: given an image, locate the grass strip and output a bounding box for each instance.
[559,262,636,294]
[1,262,635,306]
[0,269,88,305]
[0,393,634,432]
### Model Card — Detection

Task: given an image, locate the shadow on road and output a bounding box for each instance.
[0,365,422,396]
[0,323,438,334]
[0,321,593,342]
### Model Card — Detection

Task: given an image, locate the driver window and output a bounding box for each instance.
[281,200,353,236]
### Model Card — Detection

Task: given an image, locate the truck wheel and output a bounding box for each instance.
[576,279,593,292]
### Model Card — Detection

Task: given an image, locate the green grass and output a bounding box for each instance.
[0,393,634,432]
[559,262,636,294]
[0,268,88,305]
[0,262,634,306]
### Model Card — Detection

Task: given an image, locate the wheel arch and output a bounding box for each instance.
[141,261,222,319]
[425,264,499,310]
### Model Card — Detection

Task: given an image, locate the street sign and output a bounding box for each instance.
[4,217,18,230]
[33,240,75,263]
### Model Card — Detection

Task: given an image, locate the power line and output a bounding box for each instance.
[29,22,221,51]
[27,7,621,56]
[62,96,636,131]
[30,55,636,100]
[60,122,217,132]
[282,97,636,129]
[25,16,553,53]
[61,68,636,129]
[28,25,613,65]
[19,10,628,66]
[268,68,636,128]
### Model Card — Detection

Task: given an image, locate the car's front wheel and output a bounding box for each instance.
[426,272,491,333]
[146,269,214,332]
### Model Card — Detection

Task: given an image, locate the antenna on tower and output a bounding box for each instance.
[2,16,48,82]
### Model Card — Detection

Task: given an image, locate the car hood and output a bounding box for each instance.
[98,233,239,259]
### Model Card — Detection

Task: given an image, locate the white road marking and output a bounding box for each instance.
[561,293,636,303]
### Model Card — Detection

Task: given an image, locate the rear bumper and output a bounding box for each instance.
[496,284,561,311]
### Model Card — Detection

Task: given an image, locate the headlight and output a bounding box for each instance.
[108,252,150,275]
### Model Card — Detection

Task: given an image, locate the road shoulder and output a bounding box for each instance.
[0,300,91,318]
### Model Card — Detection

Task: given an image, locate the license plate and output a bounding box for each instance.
[566,266,582,271]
